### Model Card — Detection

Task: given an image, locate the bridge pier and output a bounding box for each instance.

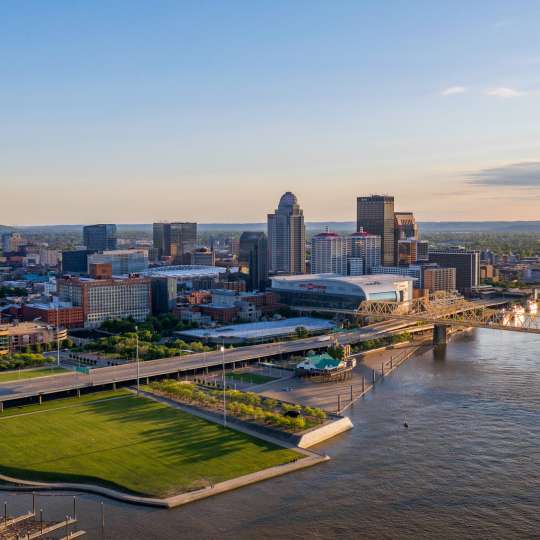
[433,324,450,346]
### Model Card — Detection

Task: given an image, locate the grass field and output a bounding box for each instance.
[0,367,67,383]
[0,390,299,497]
[227,372,276,384]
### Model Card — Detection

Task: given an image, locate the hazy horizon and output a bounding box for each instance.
[3,1,540,224]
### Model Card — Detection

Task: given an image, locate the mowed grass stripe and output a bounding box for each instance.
[0,391,299,497]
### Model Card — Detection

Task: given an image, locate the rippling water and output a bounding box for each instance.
[2,329,539,539]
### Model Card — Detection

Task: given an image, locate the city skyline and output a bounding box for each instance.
[3,1,540,225]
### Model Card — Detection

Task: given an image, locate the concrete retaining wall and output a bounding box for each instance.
[296,416,354,448]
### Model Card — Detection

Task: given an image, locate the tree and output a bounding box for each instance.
[295,326,309,339]
[328,345,346,360]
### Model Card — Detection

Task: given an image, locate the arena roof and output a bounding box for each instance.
[270,273,414,301]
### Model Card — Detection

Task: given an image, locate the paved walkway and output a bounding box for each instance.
[258,339,433,413]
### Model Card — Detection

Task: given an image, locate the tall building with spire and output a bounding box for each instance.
[267,192,306,275]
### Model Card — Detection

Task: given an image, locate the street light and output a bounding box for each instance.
[135,325,140,395]
[221,343,226,427]
[56,305,60,367]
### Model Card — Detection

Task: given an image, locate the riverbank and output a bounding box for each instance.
[257,336,433,413]
[0,390,310,507]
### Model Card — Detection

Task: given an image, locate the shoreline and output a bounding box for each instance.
[0,388,334,509]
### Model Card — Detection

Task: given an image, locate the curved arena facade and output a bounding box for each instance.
[270,273,414,310]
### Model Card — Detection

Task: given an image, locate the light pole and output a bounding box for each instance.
[221,343,226,427]
[135,325,140,395]
[56,305,60,367]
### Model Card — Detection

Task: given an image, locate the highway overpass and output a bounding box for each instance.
[0,320,425,407]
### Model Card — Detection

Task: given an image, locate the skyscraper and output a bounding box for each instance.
[152,222,171,260]
[349,229,381,275]
[239,231,269,290]
[356,196,394,266]
[394,212,419,240]
[311,231,348,275]
[268,192,306,275]
[394,211,419,263]
[170,222,197,264]
[82,224,117,251]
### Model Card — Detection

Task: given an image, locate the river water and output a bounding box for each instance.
[2,329,539,539]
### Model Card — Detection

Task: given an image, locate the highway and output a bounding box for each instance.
[0,320,422,404]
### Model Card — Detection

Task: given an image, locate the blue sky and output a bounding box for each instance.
[2,1,540,224]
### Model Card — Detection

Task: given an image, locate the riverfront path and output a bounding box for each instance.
[0,320,427,404]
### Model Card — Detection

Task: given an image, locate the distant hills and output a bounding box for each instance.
[2,221,540,234]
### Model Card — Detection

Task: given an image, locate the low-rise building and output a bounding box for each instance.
[0,322,67,354]
[20,302,84,328]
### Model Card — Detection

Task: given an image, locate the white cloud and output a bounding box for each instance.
[484,87,525,98]
[441,86,466,96]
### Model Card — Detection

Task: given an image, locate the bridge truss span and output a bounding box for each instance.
[357,291,540,334]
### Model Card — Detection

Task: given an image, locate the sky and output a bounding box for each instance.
[2,1,540,225]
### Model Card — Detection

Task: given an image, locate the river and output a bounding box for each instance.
[2,329,539,539]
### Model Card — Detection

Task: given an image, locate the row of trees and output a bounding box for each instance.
[79,333,211,361]
[149,380,327,432]
[16,339,74,355]
[100,314,199,338]
[0,353,48,371]
[0,286,28,298]
[351,331,412,354]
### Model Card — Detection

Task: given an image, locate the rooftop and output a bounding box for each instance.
[142,265,228,279]
[301,353,342,370]
[271,273,414,285]
[178,317,335,341]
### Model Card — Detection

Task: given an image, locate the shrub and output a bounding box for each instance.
[289,416,306,431]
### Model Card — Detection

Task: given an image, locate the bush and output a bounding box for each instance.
[289,416,306,431]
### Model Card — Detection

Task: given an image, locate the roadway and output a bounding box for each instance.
[0,320,423,404]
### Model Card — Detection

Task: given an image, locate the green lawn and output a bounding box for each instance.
[0,367,67,383]
[0,390,299,497]
[227,372,277,385]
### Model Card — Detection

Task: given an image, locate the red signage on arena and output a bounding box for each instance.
[299,283,327,291]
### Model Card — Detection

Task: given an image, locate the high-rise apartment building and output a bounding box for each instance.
[82,224,117,251]
[356,195,395,266]
[349,229,381,274]
[239,232,269,291]
[428,248,480,291]
[152,222,172,260]
[268,192,306,274]
[311,232,348,275]
[170,222,197,264]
